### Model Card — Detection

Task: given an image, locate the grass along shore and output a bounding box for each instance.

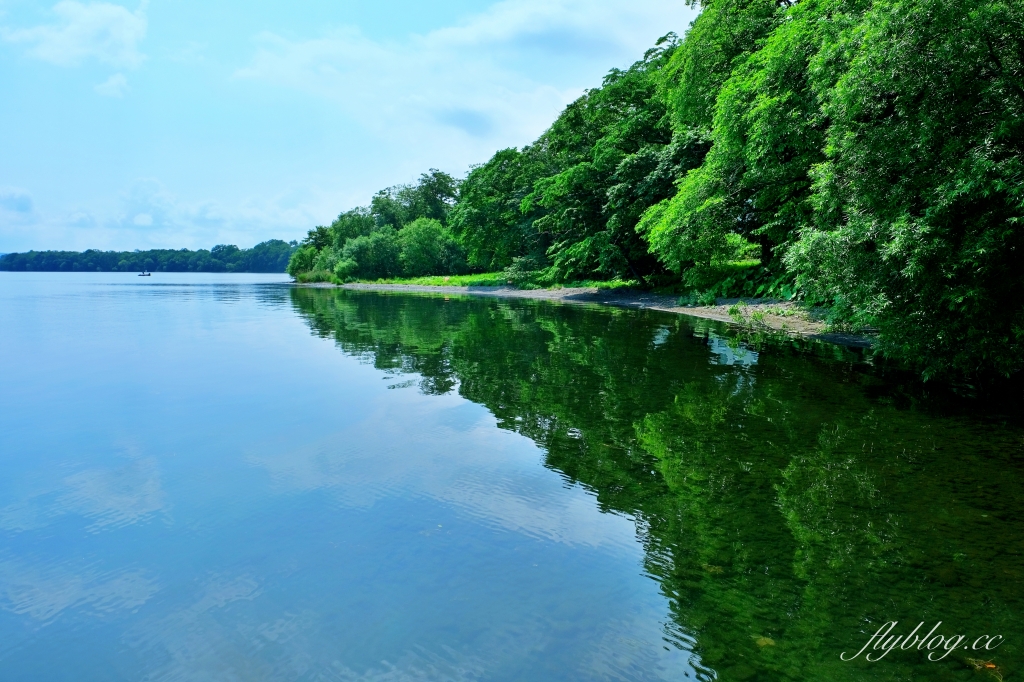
[293,270,640,290]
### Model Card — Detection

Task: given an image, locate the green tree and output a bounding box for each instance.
[286,245,318,276]
[328,208,376,248]
[448,147,553,270]
[398,217,467,277]
[522,35,688,282]
[339,227,402,280]
[660,0,783,133]
[786,0,1024,378]
[371,169,460,229]
[302,226,333,251]
[0,242,297,273]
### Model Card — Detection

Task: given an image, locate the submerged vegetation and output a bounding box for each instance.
[0,240,297,273]
[289,0,1023,381]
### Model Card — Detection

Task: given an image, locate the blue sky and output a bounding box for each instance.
[0,0,698,251]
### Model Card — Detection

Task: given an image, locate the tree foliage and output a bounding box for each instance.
[448,147,552,270]
[643,0,1023,378]
[289,170,468,281]
[398,218,467,277]
[370,169,460,230]
[2,240,297,273]
[786,0,1024,378]
[338,228,402,280]
[289,0,1023,379]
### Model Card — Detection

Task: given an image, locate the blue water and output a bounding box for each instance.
[5,272,1024,682]
[0,273,695,681]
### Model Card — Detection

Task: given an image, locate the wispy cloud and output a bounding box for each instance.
[113,178,316,239]
[0,0,697,252]
[1,1,147,69]
[0,559,158,621]
[236,0,696,147]
[94,72,128,96]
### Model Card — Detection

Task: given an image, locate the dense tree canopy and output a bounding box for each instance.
[288,170,467,281]
[448,147,552,271]
[287,0,1022,379]
[786,0,1024,379]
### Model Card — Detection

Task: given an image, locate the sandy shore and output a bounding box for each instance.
[316,282,872,348]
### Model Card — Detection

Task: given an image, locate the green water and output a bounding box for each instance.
[292,286,1023,682]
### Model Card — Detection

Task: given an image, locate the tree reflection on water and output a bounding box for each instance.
[291,286,1023,682]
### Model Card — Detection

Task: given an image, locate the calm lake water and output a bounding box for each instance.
[0,273,1021,682]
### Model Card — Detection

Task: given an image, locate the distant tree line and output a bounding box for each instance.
[290,0,1023,380]
[0,240,297,273]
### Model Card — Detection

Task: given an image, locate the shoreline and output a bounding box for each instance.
[303,282,873,348]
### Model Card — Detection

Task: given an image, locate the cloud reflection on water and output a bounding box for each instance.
[0,456,168,533]
[0,559,157,621]
[248,391,639,553]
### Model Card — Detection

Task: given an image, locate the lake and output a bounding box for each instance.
[0,272,1020,682]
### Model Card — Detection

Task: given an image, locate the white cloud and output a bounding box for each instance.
[1,1,147,69]
[0,0,699,252]
[94,178,317,248]
[236,0,697,150]
[94,72,128,96]
[115,178,307,238]
[58,458,168,531]
[250,392,641,551]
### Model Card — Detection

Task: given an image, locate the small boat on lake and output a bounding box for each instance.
[138,271,151,276]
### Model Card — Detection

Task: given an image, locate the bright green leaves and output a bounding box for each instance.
[643,0,862,281]
[660,0,783,133]
[448,147,552,271]
[397,218,467,278]
[645,0,1022,377]
[638,162,734,286]
[788,0,1024,378]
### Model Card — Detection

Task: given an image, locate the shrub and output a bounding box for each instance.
[397,218,467,277]
[286,245,318,277]
[503,256,543,287]
[341,228,402,280]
